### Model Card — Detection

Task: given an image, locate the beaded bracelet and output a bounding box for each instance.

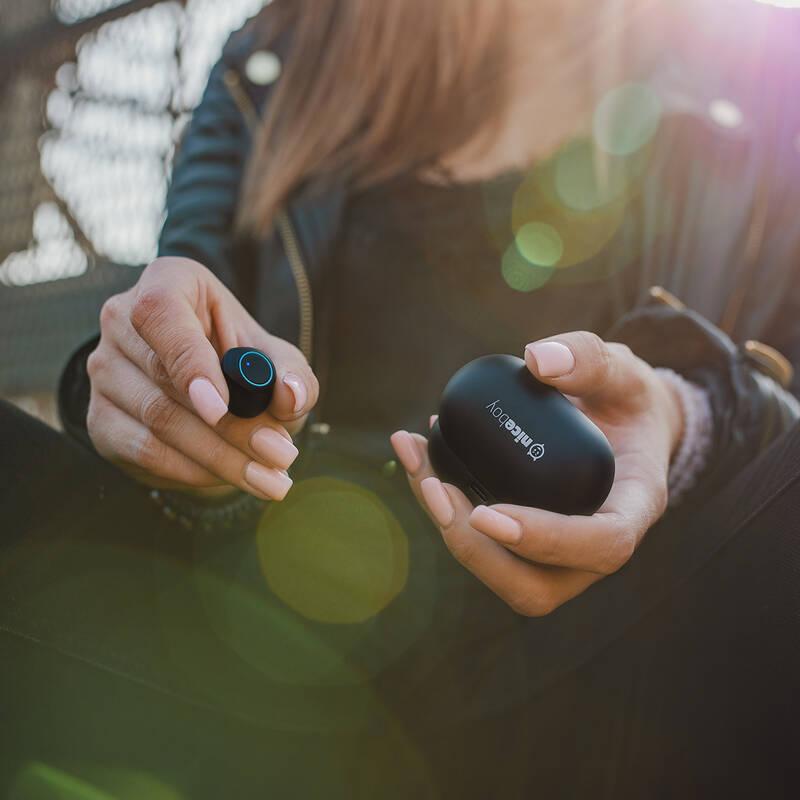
[149,487,266,534]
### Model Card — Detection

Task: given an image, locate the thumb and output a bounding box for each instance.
[249,333,319,423]
[524,331,642,407]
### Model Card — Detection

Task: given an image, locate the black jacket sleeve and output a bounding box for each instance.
[609,289,800,507]
[156,59,250,287]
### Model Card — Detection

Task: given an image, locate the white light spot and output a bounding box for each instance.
[709,99,744,130]
[0,203,88,286]
[245,50,282,87]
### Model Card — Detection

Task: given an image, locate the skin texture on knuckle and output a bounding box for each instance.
[443,531,477,567]
[85,347,107,381]
[142,255,190,282]
[133,430,168,474]
[99,294,125,330]
[600,532,636,576]
[578,330,610,368]
[145,347,171,386]
[625,357,651,399]
[130,285,171,339]
[203,438,233,481]
[507,587,557,618]
[611,342,652,401]
[607,341,633,360]
[163,338,205,394]
[139,389,180,435]
[651,479,670,520]
[532,524,562,566]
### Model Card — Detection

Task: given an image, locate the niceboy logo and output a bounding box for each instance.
[485,400,545,461]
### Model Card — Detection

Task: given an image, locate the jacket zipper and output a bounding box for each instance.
[223,68,314,364]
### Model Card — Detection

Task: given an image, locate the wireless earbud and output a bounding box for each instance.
[428,354,615,516]
[221,347,276,418]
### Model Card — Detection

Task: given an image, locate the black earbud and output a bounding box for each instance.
[221,347,276,418]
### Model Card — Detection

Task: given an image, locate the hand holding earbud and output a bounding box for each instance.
[86,256,319,500]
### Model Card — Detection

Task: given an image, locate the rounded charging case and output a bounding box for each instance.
[428,354,615,516]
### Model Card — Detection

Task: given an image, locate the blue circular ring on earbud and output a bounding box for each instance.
[238,350,274,388]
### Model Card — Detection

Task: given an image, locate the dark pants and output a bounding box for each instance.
[1,399,799,799]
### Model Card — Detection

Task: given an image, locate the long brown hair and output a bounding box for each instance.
[236,0,510,236]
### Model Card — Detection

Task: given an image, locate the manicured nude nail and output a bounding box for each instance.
[390,430,421,474]
[525,341,575,378]
[189,378,228,426]
[251,427,298,471]
[245,462,293,500]
[470,505,523,545]
[282,373,307,414]
[421,477,455,528]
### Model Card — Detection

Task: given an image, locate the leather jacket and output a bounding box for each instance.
[59,20,800,510]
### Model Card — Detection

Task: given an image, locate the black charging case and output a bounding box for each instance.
[428,354,615,516]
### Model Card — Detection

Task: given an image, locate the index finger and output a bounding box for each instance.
[130,277,230,427]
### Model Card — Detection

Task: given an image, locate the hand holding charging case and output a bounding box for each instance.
[221,347,276,418]
[428,354,615,515]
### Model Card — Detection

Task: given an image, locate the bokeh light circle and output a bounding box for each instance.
[515,222,564,267]
[245,50,282,86]
[552,139,630,212]
[257,477,409,625]
[593,82,662,157]
[501,242,554,292]
[708,98,744,129]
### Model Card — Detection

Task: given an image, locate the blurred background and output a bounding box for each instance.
[1,0,799,427]
[0,0,269,425]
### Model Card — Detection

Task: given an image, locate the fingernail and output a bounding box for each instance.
[245,462,293,501]
[470,505,523,545]
[189,378,228,426]
[282,373,307,414]
[251,427,299,471]
[525,341,575,378]
[390,431,421,474]
[429,415,438,430]
[420,477,455,528]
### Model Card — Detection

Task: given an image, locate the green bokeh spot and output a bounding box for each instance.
[501,242,554,293]
[593,82,662,157]
[515,222,564,267]
[258,477,409,625]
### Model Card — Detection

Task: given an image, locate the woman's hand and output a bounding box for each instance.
[391,331,684,616]
[86,256,319,500]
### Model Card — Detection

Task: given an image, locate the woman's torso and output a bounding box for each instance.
[318,112,782,435]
